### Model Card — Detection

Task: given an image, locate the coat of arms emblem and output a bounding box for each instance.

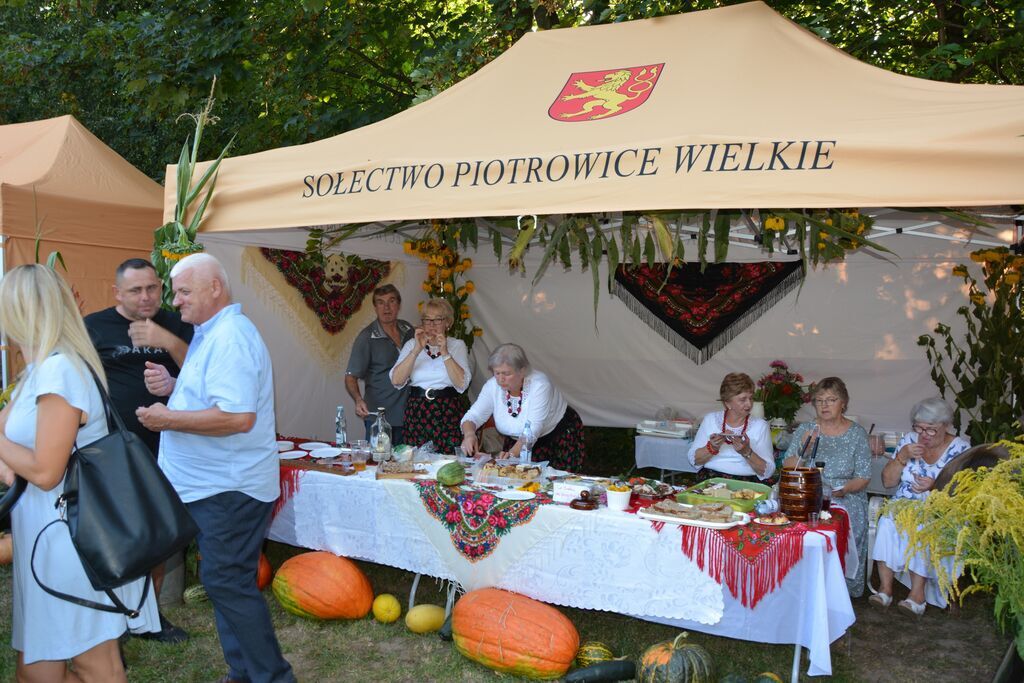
[548,64,663,122]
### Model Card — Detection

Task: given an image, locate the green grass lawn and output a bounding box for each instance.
[0,541,1008,682]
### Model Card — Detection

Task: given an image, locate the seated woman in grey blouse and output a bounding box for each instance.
[783,376,871,598]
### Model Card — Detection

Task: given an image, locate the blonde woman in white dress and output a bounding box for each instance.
[0,265,158,681]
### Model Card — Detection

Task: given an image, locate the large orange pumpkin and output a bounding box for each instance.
[451,588,579,680]
[257,553,272,591]
[272,551,373,620]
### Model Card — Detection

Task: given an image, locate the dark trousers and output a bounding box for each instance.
[362,417,404,446]
[188,492,295,683]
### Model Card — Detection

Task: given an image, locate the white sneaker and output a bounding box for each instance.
[897,598,926,617]
[868,592,892,609]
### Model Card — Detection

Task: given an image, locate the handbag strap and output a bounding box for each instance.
[81,362,134,440]
[30,518,150,619]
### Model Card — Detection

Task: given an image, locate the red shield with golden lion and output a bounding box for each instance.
[548,64,664,122]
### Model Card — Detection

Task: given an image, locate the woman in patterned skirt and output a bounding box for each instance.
[390,298,471,453]
[783,376,872,597]
[459,343,586,472]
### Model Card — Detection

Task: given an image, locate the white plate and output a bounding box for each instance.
[277,440,294,452]
[299,442,331,451]
[280,450,308,460]
[494,490,536,501]
[310,447,343,459]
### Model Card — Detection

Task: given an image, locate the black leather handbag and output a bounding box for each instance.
[31,365,199,617]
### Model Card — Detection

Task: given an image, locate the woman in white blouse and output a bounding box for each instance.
[687,372,775,483]
[390,298,471,453]
[460,343,586,471]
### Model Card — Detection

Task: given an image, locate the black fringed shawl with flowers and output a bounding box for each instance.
[613,261,803,364]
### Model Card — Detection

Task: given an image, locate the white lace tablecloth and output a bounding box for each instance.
[268,468,854,675]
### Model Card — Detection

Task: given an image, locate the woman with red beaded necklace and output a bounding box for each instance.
[459,343,585,472]
[688,373,774,483]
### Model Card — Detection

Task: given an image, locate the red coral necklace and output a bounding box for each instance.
[722,409,750,437]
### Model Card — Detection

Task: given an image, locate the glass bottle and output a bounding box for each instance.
[334,405,347,447]
[370,407,392,463]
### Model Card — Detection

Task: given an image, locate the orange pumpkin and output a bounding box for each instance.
[257,552,272,590]
[272,551,373,620]
[452,588,579,680]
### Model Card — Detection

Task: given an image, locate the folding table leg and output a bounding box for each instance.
[408,573,422,612]
[790,643,801,683]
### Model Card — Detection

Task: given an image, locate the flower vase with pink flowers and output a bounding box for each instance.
[755,360,810,425]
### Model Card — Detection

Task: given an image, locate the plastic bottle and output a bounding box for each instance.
[519,420,534,464]
[335,405,347,446]
[370,408,392,462]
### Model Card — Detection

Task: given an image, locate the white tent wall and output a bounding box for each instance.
[199,236,427,442]
[198,222,1006,441]
[468,237,966,434]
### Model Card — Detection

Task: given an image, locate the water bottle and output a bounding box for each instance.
[370,408,392,463]
[334,405,347,446]
[519,420,534,464]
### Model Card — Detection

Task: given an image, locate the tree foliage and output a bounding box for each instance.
[1,0,1020,182]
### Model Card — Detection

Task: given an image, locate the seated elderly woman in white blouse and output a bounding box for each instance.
[460,343,586,472]
[389,298,471,454]
[869,397,970,618]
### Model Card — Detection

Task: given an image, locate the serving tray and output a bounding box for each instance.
[637,504,750,530]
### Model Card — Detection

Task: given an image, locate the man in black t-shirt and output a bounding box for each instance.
[86,259,193,455]
[84,258,193,644]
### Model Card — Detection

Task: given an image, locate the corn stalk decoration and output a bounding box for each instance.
[305,207,888,324]
[152,80,234,308]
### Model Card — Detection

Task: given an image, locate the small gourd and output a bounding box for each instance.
[406,604,446,633]
[575,641,616,667]
[183,584,208,604]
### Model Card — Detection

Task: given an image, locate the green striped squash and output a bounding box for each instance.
[575,641,616,668]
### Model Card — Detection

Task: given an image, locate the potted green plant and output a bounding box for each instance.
[755,360,808,426]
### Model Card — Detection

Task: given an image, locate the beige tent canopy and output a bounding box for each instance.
[167,0,1024,232]
[1,115,161,312]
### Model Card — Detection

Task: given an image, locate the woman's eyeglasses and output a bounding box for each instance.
[813,397,840,406]
[421,317,446,324]
[912,424,941,436]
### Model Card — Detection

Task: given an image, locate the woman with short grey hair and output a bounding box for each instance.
[909,397,955,426]
[869,397,970,617]
[487,343,530,373]
[460,343,586,471]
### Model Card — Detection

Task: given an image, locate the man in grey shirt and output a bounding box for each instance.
[345,284,415,443]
